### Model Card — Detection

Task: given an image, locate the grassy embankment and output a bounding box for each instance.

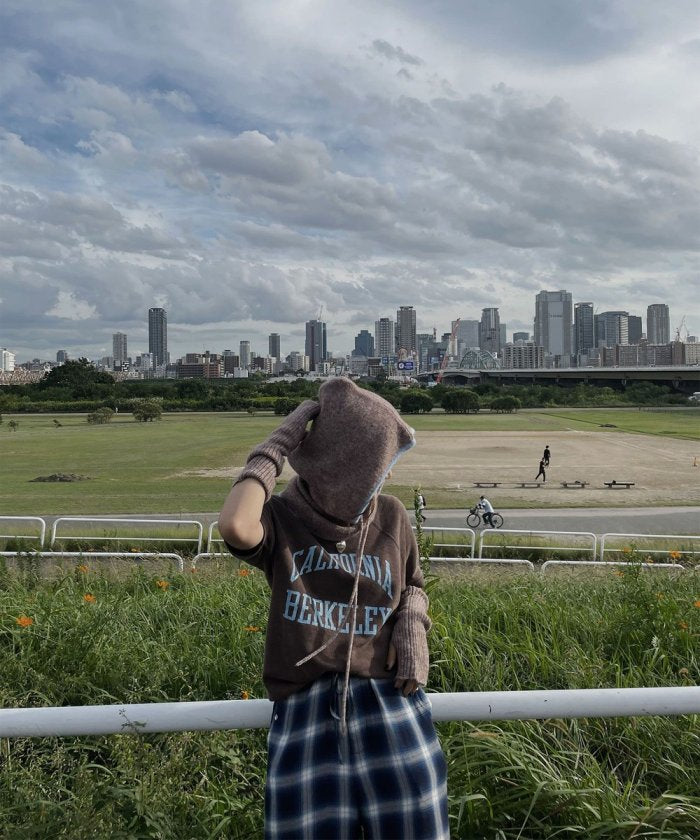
[1,564,698,838]
[1,408,698,515]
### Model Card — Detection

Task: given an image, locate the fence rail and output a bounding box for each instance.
[0,516,46,548]
[599,532,700,562]
[2,687,699,738]
[541,560,685,575]
[478,529,597,560]
[420,526,476,560]
[50,517,203,554]
[0,551,185,573]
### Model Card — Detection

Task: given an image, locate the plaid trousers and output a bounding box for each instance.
[265,674,449,840]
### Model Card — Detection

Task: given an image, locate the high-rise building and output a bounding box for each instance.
[513,331,530,343]
[479,308,501,355]
[305,319,327,371]
[148,308,168,367]
[628,315,643,344]
[222,350,240,375]
[455,320,480,355]
[1,348,16,372]
[268,333,281,360]
[647,304,670,345]
[374,317,395,360]
[56,350,69,363]
[595,311,628,347]
[395,306,417,356]
[112,332,128,365]
[502,342,544,369]
[352,330,374,357]
[239,340,251,368]
[534,290,573,361]
[574,302,594,355]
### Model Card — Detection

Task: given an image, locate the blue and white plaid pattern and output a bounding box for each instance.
[265,675,449,840]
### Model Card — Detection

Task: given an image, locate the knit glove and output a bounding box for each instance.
[235,399,320,500]
[391,585,431,686]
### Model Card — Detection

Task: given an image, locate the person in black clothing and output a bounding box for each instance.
[543,445,551,467]
[535,458,546,483]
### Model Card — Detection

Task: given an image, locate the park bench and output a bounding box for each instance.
[560,480,588,488]
[604,480,635,488]
[473,481,500,488]
[517,482,542,488]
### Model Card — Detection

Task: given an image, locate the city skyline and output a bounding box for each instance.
[3,3,700,361]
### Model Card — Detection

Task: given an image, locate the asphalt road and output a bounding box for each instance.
[418,506,700,536]
[40,507,700,537]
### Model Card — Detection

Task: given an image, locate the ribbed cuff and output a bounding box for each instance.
[235,455,278,502]
[392,586,431,685]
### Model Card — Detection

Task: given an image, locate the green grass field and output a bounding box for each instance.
[1,566,698,838]
[1,408,698,515]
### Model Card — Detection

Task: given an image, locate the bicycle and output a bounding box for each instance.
[466,507,504,528]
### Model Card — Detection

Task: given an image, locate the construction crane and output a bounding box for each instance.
[436,318,460,384]
[675,315,687,342]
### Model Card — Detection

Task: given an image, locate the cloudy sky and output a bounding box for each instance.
[2,0,700,362]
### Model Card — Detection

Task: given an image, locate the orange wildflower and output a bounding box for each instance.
[241,690,250,700]
[614,570,624,577]
[15,615,34,628]
[693,600,700,609]
[238,569,250,577]
[622,546,632,554]
[76,564,88,574]
[678,621,688,631]
[83,593,96,603]
[669,550,682,561]
[244,625,261,632]
[156,579,169,590]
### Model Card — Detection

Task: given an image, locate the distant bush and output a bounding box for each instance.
[400,391,433,414]
[132,399,163,422]
[87,407,115,424]
[490,395,521,413]
[442,388,480,414]
[274,398,302,415]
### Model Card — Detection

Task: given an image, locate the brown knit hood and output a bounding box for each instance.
[286,378,415,523]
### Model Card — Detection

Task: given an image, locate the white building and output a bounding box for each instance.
[1,348,16,372]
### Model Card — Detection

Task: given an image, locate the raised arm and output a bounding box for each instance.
[218,399,320,550]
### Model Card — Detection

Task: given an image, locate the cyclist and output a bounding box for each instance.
[477,495,496,528]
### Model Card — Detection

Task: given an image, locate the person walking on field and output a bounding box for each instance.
[218,378,449,840]
[535,457,547,483]
[543,445,551,467]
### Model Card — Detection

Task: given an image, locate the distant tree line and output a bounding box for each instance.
[0,359,695,416]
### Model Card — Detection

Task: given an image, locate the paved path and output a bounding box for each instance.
[40,506,700,537]
[419,506,700,536]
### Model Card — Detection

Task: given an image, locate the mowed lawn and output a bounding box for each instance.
[0,408,698,515]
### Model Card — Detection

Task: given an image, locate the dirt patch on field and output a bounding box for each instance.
[178,428,700,506]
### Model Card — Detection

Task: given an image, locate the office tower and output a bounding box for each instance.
[374,317,395,359]
[479,308,501,355]
[305,319,327,371]
[647,304,670,344]
[112,332,128,365]
[534,290,573,360]
[56,350,69,363]
[1,348,16,372]
[502,342,544,368]
[268,333,281,360]
[148,307,168,367]
[595,311,629,347]
[627,315,643,344]
[395,306,417,355]
[455,320,480,353]
[239,340,251,368]
[513,331,530,343]
[574,302,594,355]
[288,351,308,372]
[352,329,374,357]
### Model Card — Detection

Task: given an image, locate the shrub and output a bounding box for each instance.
[400,391,433,414]
[132,398,163,422]
[490,395,521,413]
[87,407,115,424]
[442,388,480,413]
[274,398,302,415]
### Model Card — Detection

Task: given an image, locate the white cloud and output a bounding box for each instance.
[46,290,98,321]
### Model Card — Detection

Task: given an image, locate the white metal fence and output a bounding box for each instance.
[50,517,203,554]
[2,686,700,737]
[599,532,700,562]
[0,515,46,548]
[478,529,597,560]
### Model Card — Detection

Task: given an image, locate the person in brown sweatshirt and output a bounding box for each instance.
[219,377,448,840]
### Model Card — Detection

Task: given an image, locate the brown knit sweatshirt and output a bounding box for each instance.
[227,492,427,701]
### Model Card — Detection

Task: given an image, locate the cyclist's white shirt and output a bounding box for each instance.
[479,498,494,513]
